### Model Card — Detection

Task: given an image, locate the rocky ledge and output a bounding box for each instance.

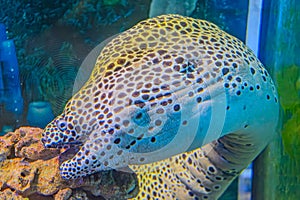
[0,127,138,200]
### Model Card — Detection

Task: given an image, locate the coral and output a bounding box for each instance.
[0,127,138,199]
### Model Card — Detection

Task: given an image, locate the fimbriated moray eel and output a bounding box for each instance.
[42,15,279,199]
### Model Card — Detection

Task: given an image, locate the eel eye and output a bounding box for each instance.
[57,120,67,131]
[132,108,150,127]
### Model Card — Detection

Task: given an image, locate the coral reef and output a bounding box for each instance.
[0,127,138,200]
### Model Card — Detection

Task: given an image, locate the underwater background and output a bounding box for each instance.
[0,0,299,199]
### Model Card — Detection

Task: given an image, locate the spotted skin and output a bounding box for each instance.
[42,14,279,197]
[129,132,273,199]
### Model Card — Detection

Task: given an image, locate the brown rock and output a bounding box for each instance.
[0,188,27,200]
[0,130,20,161]
[35,157,62,196]
[0,158,37,194]
[0,127,139,200]
[54,188,72,200]
[14,127,60,161]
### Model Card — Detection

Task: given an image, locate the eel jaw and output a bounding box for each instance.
[41,135,83,149]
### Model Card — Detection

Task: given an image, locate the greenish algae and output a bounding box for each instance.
[276,65,300,164]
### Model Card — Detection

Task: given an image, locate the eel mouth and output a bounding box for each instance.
[41,138,83,149]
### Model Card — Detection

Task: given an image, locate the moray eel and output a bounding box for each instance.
[42,15,279,198]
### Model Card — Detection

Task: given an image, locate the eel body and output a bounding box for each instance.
[42,15,279,199]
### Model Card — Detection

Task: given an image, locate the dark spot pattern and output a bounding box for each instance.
[41,14,279,199]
